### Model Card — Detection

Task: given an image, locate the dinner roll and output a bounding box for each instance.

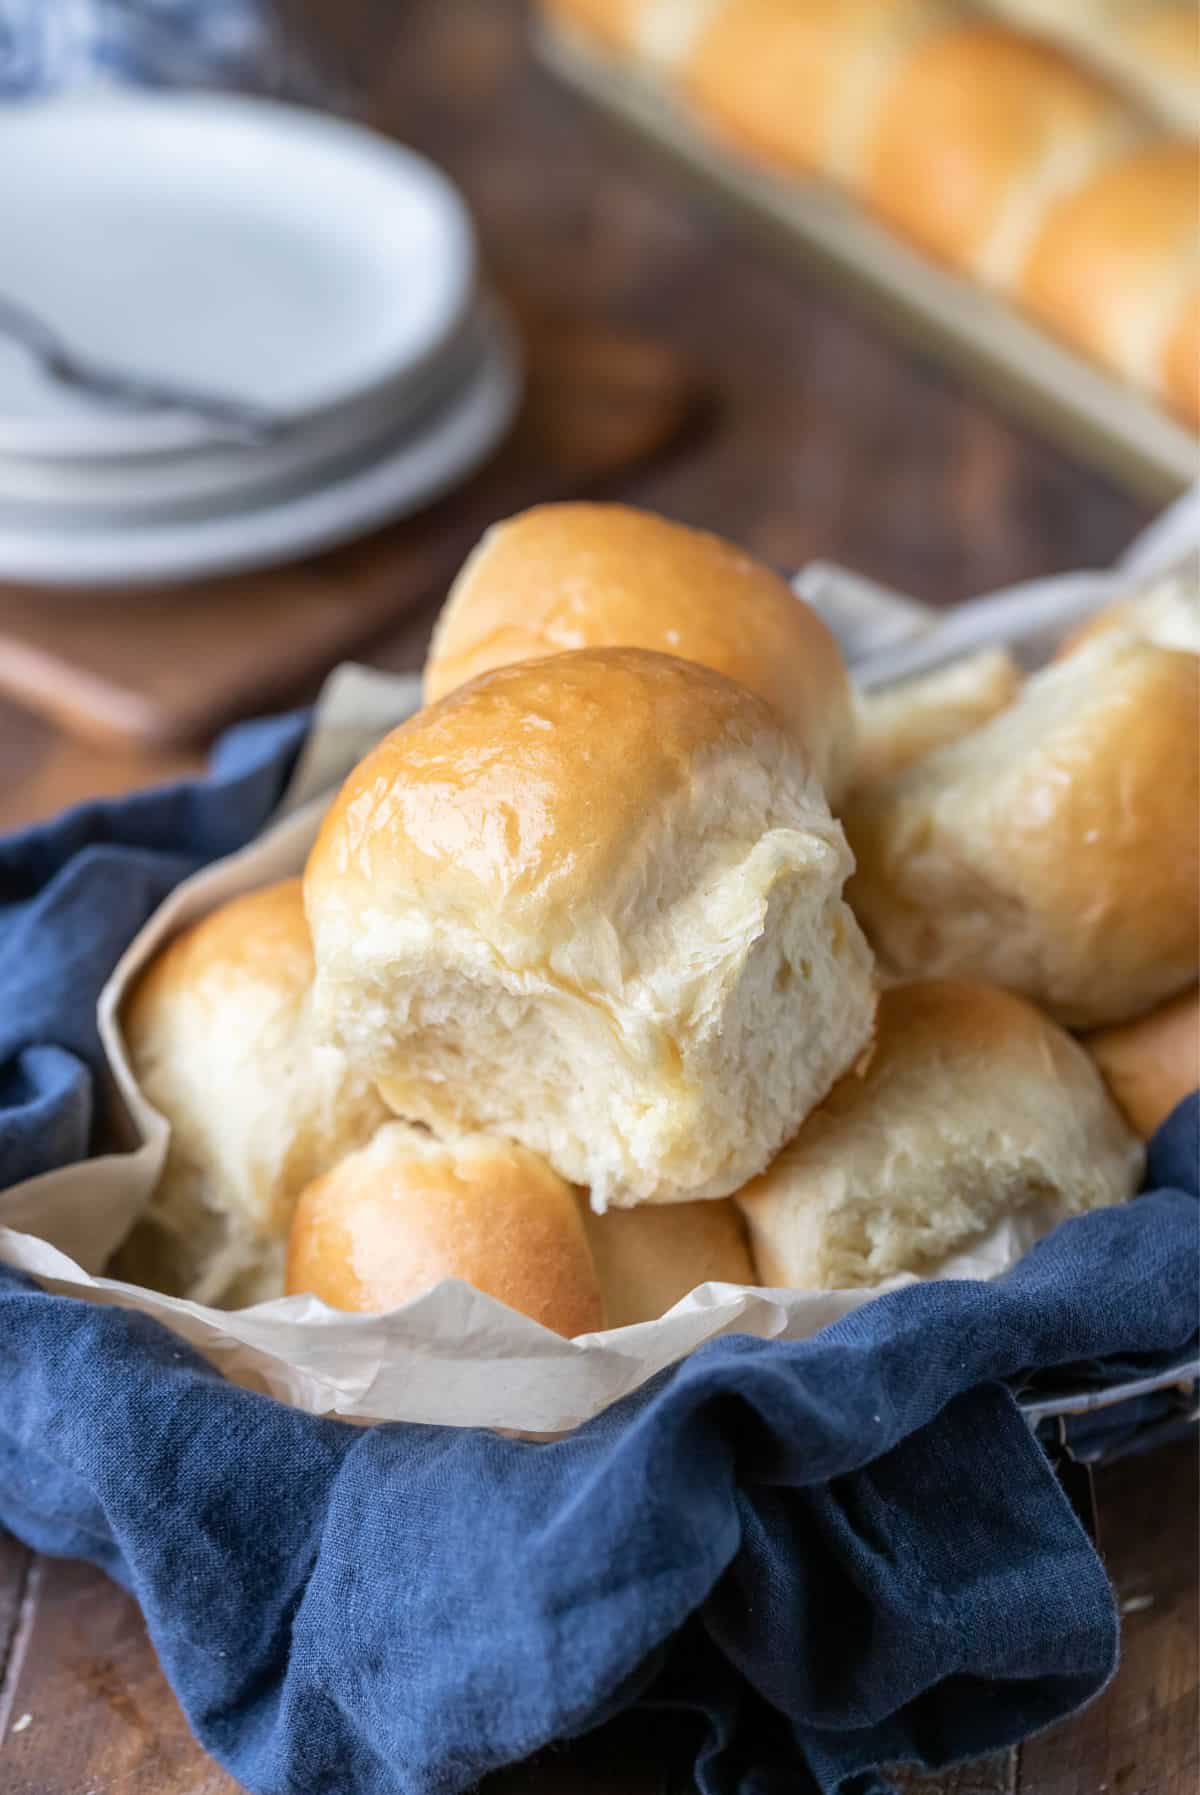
[681,0,951,186]
[1057,564,1200,658]
[990,0,1199,134]
[540,0,645,56]
[285,1123,603,1337]
[579,1197,756,1326]
[1164,291,1199,428]
[1020,140,1200,424]
[122,880,389,1306]
[863,24,1132,289]
[853,648,1022,787]
[543,0,720,69]
[423,503,856,805]
[1085,988,1200,1139]
[736,979,1143,1289]
[844,631,1199,1028]
[306,648,876,1210]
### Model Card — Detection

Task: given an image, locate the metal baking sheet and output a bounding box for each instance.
[536,21,1199,504]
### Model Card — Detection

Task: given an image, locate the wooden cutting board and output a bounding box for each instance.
[0,304,701,748]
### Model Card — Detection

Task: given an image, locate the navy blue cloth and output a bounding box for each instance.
[0,715,1197,1795]
[0,0,330,101]
[0,710,305,1187]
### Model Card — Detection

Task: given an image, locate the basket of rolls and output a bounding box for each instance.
[1,497,1195,1440]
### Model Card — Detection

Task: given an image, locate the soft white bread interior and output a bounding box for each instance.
[736,978,1143,1289]
[285,1122,604,1336]
[306,647,876,1210]
[121,880,389,1306]
[579,1196,756,1325]
[844,631,1199,1028]
[1057,562,1200,657]
[853,648,1022,787]
[1085,987,1200,1139]
[423,502,857,805]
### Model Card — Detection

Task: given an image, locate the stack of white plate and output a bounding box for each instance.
[0,93,521,587]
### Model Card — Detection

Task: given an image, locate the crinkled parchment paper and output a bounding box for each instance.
[2,493,1195,1437]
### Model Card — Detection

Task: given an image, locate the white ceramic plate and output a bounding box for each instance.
[0,304,521,587]
[0,91,476,459]
[0,302,487,518]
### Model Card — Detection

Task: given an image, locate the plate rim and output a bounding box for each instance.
[0,89,478,460]
[0,302,522,589]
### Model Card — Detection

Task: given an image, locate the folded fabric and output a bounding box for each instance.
[0,709,305,1187]
[0,0,330,100]
[0,712,1197,1795]
[0,1102,1195,1795]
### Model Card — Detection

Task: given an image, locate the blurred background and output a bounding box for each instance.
[0,0,1192,808]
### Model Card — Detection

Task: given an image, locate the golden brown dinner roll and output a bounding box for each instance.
[1056,564,1200,658]
[579,1197,756,1326]
[736,979,1143,1289]
[864,23,1132,288]
[540,0,644,55]
[306,648,876,1210]
[122,880,389,1306]
[852,648,1022,787]
[681,0,950,185]
[1115,2,1200,131]
[1085,987,1200,1139]
[1022,140,1200,422]
[1163,288,1200,427]
[844,631,1199,1029]
[542,0,720,68]
[989,0,1199,133]
[423,503,856,804]
[285,1123,604,1336]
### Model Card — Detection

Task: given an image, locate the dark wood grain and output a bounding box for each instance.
[0,1556,242,1795]
[1017,1439,1200,1795]
[0,4,1190,1794]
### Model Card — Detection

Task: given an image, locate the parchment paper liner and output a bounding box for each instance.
[3,492,1195,1436]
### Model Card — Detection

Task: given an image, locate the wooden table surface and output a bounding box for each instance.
[0,4,1195,1792]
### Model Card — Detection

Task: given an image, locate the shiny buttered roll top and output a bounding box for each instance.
[423,502,857,806]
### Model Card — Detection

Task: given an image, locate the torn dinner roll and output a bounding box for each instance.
[121,879,389,1306]
[306,647,876,1211]
[423,502,856,805]
[285,1123,604,1337]
[1085,988,1200,1139]
[852,648,1022,787]
[736,979,1143,1289]
[844,630,1199,1029]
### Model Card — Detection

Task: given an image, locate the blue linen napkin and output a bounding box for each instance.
[0,0,328,100]
[0,714,1197,1795]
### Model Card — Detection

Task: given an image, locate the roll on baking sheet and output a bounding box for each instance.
[535,6,1198,499]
